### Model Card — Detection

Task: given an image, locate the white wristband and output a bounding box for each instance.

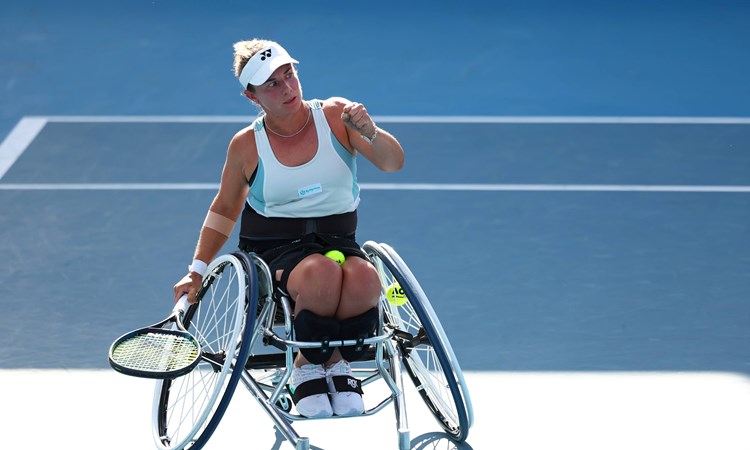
[189,259,208,276]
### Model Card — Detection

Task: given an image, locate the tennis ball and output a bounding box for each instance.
[324,249,345,265]
[386,282,408,306]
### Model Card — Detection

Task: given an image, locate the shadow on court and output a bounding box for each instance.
[411,433,475,450]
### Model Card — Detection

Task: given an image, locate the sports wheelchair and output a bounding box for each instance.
[151,241,473,450]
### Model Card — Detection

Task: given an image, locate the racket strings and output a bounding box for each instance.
[112,333,199,372]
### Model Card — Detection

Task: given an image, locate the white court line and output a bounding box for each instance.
[2,115,749,187]
[34,115,750,124]
[1,182,749,193]
[361,183,750,193]
[0,117,47,180]
[0,183,221,190]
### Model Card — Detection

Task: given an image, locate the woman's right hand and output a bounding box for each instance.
[173,272,203,304]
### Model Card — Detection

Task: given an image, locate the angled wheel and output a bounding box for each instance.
[364,241,473,442]
[152,252,257,450]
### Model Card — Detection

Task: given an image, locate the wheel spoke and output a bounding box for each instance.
[153,254,254,450]
[364,241,470,441]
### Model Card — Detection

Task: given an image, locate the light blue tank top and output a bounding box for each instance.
[248,100,360,218]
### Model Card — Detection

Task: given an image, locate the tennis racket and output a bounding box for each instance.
[109,295,201,379]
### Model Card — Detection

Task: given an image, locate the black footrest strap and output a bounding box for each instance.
[330,375,364,395]
[290,378,329,405]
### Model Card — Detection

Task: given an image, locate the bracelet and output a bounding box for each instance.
[189,259,208,276]
[362,127,379,144]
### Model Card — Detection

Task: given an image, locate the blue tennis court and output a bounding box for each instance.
[2,116,750,374]
[2,1,750,449]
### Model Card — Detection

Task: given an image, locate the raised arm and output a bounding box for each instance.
[326,97,405,172]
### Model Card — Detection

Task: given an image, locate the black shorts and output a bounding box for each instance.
[239,232,368,292]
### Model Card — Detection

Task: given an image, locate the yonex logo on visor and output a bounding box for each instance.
[238,43,299,88]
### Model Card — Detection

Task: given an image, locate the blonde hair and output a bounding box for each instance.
[233,38,276,91]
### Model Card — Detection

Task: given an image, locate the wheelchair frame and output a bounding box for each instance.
[150,241,473,450]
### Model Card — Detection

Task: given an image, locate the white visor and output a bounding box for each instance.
[238,43,299,88]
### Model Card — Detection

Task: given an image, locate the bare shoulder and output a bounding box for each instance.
[228,124,256,155]
[321,97,353,151]
[227,124,259,179]
[322,97,351,115]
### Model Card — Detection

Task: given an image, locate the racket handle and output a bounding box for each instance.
[173,294,190,315]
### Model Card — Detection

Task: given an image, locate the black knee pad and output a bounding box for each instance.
[339,307,379,362]
[293,309,340,365]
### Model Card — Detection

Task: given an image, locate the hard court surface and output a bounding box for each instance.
[1,1,749,449]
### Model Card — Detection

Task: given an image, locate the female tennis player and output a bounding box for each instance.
[173,39,404,418]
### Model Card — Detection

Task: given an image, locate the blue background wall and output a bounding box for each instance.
[3,0,750,140]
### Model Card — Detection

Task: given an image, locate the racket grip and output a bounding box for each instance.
[173,294,190,315]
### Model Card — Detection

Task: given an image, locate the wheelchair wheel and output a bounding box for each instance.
[152,252,258,450]
[364,241,473,442]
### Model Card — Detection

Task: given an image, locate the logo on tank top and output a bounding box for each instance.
[298,183,323,199]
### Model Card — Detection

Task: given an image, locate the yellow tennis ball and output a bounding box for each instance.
[386,282,408,306]
[324,250,345,265]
